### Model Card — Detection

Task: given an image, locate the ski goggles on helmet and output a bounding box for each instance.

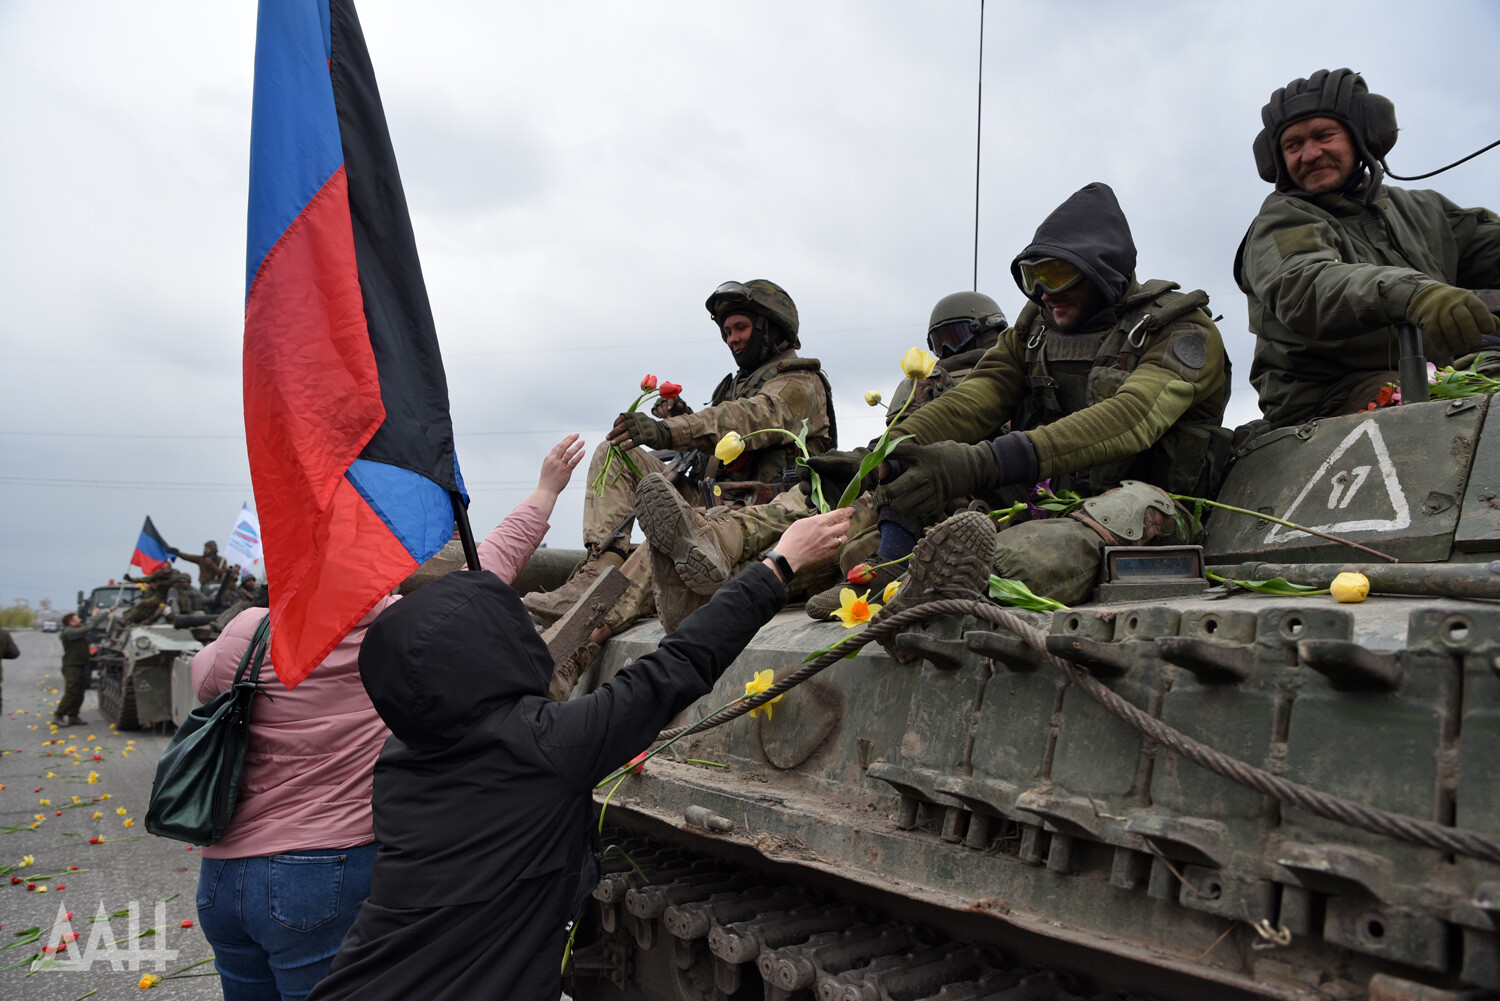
[1017,257,1085,296]
[927,317,982,356]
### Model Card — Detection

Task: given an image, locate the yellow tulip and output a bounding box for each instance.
[715,431,746,463]
[900,347,937,381]
[832,588,882,628]
[863,390,883,407]
[1330,572,1370,603]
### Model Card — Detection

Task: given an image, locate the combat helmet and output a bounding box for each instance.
[706,280,800,350]
[1253,68,1398,196]
[927,291,1007,357]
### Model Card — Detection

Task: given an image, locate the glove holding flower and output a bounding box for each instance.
[608,411,672,451]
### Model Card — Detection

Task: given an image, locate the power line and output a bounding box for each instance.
[0,321,913,366]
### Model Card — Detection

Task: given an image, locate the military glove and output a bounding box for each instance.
[1407,283,1496,359]
[608,411,672,450]
[872,439,1001,526]
[801,447,871,501]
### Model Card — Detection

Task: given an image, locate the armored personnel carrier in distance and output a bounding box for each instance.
[561,389,1500,1001]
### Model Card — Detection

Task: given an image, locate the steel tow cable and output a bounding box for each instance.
[651,596,1500,866]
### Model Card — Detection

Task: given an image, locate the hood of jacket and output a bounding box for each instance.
[1010,182,1137,310]
[358,570,553,752]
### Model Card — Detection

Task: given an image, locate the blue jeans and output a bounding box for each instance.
[197,844,377,1001]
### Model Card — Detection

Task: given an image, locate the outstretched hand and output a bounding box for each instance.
[538,434,586,496]
[771,507,854,574]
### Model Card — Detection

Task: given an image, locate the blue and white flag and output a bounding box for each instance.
[224,503,264,569]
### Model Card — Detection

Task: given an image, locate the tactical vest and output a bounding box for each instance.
[1015,280,1232,496]
[706,354,838,484]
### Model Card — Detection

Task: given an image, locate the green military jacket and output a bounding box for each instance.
[1237,184,1500,427]
[665,349,835,484]
[898,280,1231,496]
[60,611,107,669]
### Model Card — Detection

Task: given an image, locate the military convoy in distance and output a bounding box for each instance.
[557,388,1500,1001]
[82,581,256,730]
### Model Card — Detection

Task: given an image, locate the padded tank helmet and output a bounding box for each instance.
[706,279,801,350]
[1253,68,1398,196]
[926,291,1008,357]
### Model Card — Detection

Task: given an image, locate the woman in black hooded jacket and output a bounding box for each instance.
[305,507,851,1001]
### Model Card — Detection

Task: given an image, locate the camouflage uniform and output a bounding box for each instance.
[529,280,836,640]
[123,566,176,625]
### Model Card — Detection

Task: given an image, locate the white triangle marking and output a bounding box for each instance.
[1264,418,1411,544]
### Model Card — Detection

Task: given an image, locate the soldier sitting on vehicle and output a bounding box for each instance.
[632,290,1009,630]
[522,279,836,679]
[122,564,178,625]
[1236,68,1500,427]
[167,573,205,615]
[654,183,1232,632]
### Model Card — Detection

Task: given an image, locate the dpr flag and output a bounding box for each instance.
[223,504,264,569]
[243,0,465,687]
[130,518,174,576]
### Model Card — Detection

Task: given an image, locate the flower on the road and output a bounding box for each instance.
[123,819,134,828]
[18,855,34,868]
[115,807,126,816]
[91,812,102,820]
[139,973,160,989]
[87,772,99,784]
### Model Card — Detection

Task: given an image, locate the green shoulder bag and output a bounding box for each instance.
[145,615,269,845]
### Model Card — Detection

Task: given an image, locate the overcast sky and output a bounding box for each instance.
[3,0,1498,608]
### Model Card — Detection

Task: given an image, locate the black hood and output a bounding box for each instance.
[359,570,553,752]
[1010,182,1137,309]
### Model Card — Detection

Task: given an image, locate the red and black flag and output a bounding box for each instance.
[130,517,174,576]
[243,0,466,688]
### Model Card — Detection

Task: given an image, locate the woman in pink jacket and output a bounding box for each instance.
[191,436,583,1001]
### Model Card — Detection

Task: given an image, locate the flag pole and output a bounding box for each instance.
[450,492,481,571]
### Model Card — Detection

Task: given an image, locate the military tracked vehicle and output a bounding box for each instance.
[559,391,1500,1001]
[93,619,202,729]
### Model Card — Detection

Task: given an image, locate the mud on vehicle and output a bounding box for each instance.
[560,394,1500,1001]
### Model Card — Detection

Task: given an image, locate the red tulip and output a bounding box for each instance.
[847,563,876,585]
[9,877,19,885]
[181,919,194,928]
[658,381,682,400]
[626,751,649,775]
[640,374,658,392]
[55,883,65,890]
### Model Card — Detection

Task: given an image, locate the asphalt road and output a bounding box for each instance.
[1,628,222,1000]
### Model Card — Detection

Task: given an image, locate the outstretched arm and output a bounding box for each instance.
[477,434,585,583]
[530,508,854,787]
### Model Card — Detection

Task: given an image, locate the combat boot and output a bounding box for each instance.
[523,549,626,624]
[875,511,997,662]
[548,642,599,701]
[636,474,742,595]
[648,542,711,633]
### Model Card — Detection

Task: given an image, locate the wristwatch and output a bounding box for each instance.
[761,549,794,585]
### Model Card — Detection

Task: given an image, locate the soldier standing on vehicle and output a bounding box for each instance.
[173,540,230,590]
[523,280,836,665]
[1236,68,1500,427]
[650,183,1232,632]
[55,607,111,726]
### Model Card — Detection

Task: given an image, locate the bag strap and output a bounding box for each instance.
[231,615,271,687]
